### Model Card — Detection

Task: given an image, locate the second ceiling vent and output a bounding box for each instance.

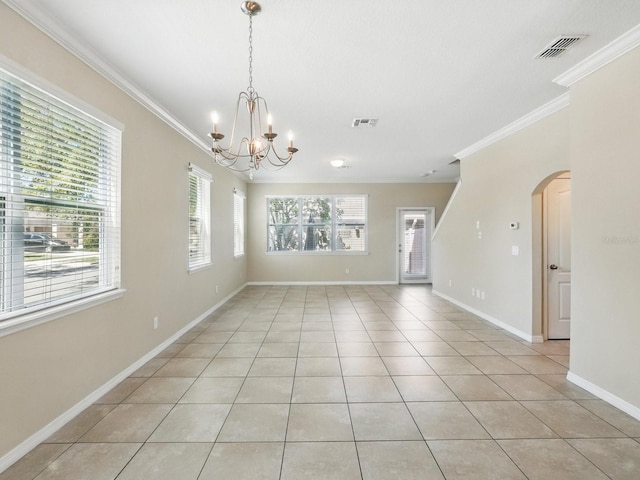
[352,118,378,128]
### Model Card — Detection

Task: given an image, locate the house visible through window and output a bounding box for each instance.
[233,188,245,257]
[0,66,121,323]
[267,195,367,253]
[188,163,211,269]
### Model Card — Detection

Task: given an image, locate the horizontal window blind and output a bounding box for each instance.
[0,66,121,322]
[188,164,211,269]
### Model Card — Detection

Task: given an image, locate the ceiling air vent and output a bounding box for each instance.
[352,118,378,128]
[535,35,587,59]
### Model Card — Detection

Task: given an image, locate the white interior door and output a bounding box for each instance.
[398,208,434,284]
[545,177,571,339]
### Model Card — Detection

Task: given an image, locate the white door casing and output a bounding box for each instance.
[544,177,571,339]
[397,208,434,284]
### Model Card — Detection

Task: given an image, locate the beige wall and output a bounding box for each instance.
[432,108,570,339]
[433,43,640,413]
[569,46,640,408]
[247,183,456,283]
[0,5,247,458]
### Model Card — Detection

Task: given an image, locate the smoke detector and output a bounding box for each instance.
[352,118,378,128]
[535,35,587,58]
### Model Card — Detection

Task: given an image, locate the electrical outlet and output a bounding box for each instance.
[471,288,475,296]
[215,285,219,293]
[346,267,350,274]
[153,316,158,330]
[448,279,452,287]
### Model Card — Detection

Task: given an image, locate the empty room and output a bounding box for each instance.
[1,1,640,479]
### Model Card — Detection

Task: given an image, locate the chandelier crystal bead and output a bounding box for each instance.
[209,1,298,173]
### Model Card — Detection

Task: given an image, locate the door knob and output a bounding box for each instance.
[549,264,558,270]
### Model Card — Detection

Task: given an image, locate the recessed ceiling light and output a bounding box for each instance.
[330,159,346,168]
[420,170,437,177]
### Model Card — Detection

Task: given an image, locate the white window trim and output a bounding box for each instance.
[266,194,369,254]
[0,288,125,338]
[0,60,122,328]
[233,188,246,258]
[187,163,213,271]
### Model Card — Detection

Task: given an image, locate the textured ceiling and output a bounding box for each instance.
[5,0,640,183]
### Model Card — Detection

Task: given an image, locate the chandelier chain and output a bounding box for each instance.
[248,14,254,93]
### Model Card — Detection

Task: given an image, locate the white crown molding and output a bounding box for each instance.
[249,176,460,184]
[554,23,640,87]
[3,0,211,155]
[454,92,570,160]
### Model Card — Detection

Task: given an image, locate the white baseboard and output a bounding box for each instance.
[567,371,640,422]
[0,284,245,474]
[247,280,397,286]
[432,289,542,343]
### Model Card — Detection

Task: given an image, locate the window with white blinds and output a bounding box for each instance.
[188,164,211,269]
[267,195,367,253]
[0,66,121,323]
[233,189,245,257]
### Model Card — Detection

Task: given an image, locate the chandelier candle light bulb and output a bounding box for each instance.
[211,112,219,133]
[207,1,299,173]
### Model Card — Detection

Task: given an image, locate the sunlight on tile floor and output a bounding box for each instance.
[3,285,640,479]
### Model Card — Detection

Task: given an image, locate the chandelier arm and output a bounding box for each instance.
[266,148,293,168]
[255,95,269,137]
[226,91,251,149]
[213,153,249,171]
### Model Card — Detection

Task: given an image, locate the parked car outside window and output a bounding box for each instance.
[24,233,71,252]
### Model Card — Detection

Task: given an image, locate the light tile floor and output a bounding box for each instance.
[3,285,640,479]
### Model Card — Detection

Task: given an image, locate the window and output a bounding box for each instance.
[188,163,211,269]
[233,188,245,257]
[267,195,367,253]
[0,66,121,324]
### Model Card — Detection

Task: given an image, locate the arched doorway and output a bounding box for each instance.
[532,171,571,340]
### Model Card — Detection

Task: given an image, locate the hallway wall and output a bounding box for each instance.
[433,43,640,415]
[0,4,247,460]
[247,183,456,284]
[432,108,570,340]
[569,45,640,411]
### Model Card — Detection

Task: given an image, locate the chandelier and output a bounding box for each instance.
[209,1,298,173]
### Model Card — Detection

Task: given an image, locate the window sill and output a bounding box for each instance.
[0,288,126,339]
[266,251,370,256]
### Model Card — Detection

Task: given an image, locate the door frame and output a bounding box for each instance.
[396,207,435,284]
[531,170,570,341]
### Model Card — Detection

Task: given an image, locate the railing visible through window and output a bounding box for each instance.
[0,66,121,322]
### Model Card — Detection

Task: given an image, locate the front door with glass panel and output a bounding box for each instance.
[398,208,434,283]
